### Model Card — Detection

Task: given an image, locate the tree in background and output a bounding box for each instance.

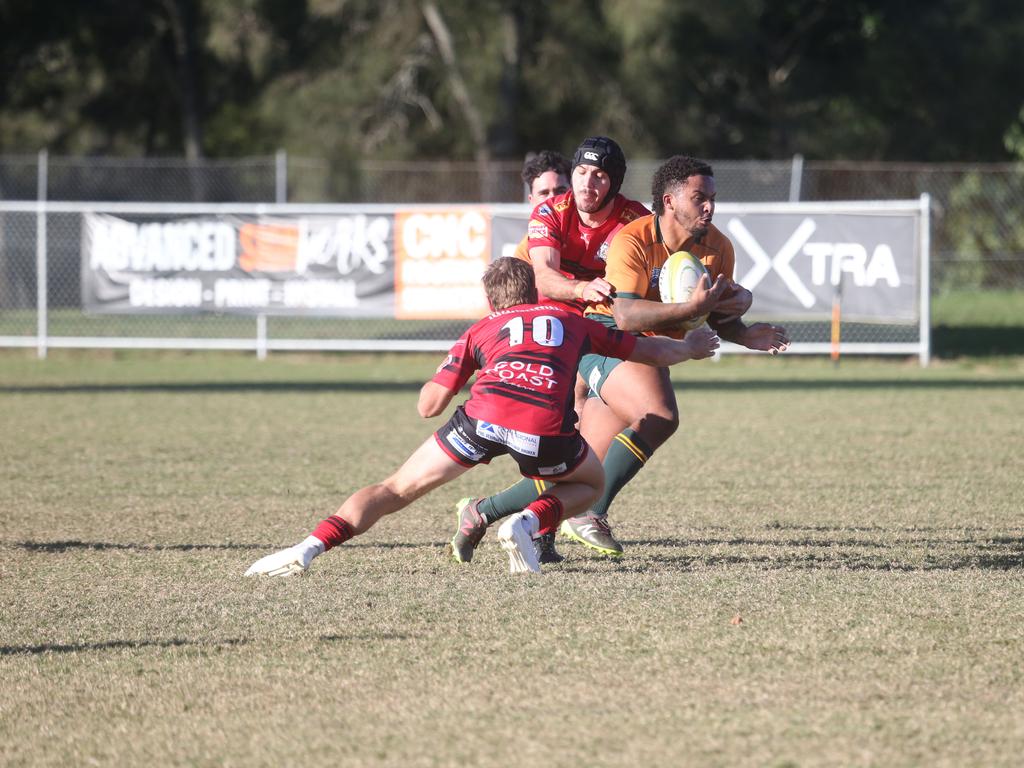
[1,0,1023,165]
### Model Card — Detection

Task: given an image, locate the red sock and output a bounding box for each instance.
[311,515,355,551]
[525,494,564,535]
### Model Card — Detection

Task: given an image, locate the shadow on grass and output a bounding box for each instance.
[631,551,1024,572]
[0,632,413,657]
[0,381,426,394]
[614,533,1024,572]
[0,637,248,656]
[11,539,423,552]
[1,377,1021,395]
[644,533,1024,550]
[11,531,1023,574]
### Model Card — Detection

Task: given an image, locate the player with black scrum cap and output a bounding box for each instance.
[521,136,649,315]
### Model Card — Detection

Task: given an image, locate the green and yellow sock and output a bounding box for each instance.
[592,428,651,517]
[479,478,550,525]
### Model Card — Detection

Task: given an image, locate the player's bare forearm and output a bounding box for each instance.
[417,381,455,418]
[534,264,582,301]
[613,297,708,334]
[529,248,576,301]
[630,327,720,366]
[714,283,753,317]
[708,315,748,344]
[530,248,613,303]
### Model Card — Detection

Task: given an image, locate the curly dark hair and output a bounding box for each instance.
[651,156,714,215]
[521,150,571,188]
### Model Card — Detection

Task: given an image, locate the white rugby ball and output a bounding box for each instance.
[658,250,709,331]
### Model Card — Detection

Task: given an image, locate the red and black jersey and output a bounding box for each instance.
[432,303,636,436]
[526,192,651,314]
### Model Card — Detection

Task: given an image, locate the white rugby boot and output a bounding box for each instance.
[497,511,542,575]
[245,537,323,577]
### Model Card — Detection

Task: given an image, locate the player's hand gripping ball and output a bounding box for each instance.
[658,251,710,331]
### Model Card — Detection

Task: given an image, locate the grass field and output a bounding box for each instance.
[1,350,1023,766]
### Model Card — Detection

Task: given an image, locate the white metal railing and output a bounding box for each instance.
[0,197,931,364]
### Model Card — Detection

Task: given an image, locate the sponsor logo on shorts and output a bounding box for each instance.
[475,420,501,442]
[538,462,568,476]
[528,223,549,239]
[588,366,602,394]
[476,421,540,457]
[446,431,485,462]
[507,431,540,457]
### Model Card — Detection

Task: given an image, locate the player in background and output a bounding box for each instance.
[521,150,570,208]
[245,258,720,577]
[565,155,791,555]
[450,136,651,564]
[510,149,570,262]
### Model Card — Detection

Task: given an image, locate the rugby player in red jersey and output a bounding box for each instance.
[245,258,719,576]
[523,136,650,314]
[449,136,652,563]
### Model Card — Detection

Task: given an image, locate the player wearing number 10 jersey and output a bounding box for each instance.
[432,304,636,441]
[245,258,719,577]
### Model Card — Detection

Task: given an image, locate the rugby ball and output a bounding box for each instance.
[658,251,710,331]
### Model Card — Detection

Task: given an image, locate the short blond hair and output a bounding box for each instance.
[482,257,538,310]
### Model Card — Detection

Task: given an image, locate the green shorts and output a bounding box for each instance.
[578,351,623,401]
[578,312,634,401]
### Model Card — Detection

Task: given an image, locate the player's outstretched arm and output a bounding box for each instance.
[418,381,456,418]
[709,314,790,354]
[628,326,720,367]
[530,247,614,303]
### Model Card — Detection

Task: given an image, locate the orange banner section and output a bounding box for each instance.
[394,209,491,319]
[238,222,300,272]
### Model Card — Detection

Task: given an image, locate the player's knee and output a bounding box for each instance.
[634,408,679,448]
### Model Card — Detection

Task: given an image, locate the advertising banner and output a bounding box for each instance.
[714,210,919,322]
[82,212,396,315]
[80,204,922,323]
[393,208,490,319]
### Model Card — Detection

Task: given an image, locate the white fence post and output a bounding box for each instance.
[788,153,804,202]
[36,149,48,359]
[275,150,287,204]
[919,193,931,367]
[257,313,268,360]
